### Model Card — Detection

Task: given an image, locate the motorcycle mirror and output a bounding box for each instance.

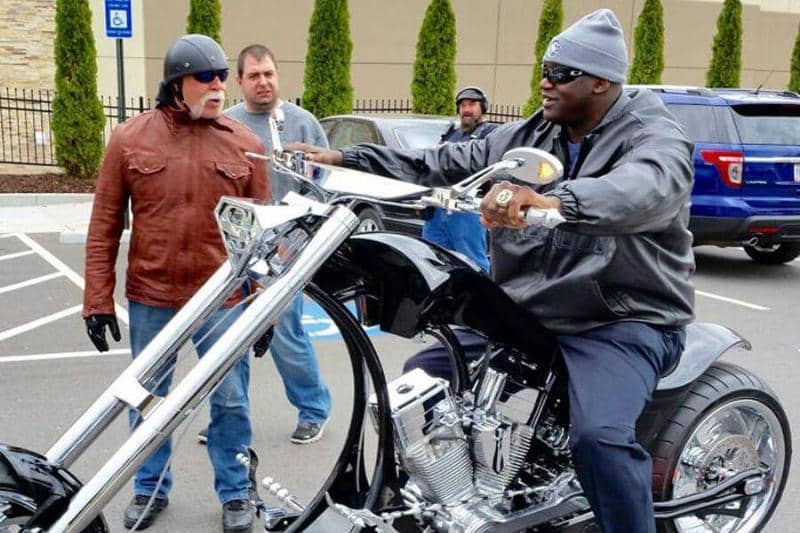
[501,147,563,185]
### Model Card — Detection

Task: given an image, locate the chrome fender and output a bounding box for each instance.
[656,322,751,391]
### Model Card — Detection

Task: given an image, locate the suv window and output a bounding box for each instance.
[665,104,738,143]
[730,104,800,145]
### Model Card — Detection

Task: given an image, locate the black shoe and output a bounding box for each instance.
[197,427,208,445]
[290,420,326,444]
[123,494,168,530]
[222,499,254,533]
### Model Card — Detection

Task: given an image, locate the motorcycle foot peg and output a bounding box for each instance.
[262,476,306,512]
[262,509,301,532]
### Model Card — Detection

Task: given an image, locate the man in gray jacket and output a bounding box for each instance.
[293,9,694,533]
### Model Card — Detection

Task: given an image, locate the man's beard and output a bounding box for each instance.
[188,90,225,119]
[460,115,478,132]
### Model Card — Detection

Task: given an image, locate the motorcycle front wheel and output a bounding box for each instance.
[650,362,791,533]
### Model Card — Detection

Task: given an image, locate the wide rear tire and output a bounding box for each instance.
[650,362,791,533]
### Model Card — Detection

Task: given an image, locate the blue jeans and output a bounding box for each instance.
[270,294,331,424]
[559,322,685,533]
[422,208,490,272]
[128,301,252,504]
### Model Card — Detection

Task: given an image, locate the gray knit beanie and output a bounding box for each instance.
[542,9,628,83]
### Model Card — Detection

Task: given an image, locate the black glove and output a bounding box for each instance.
[253,327,274,358]
[85,314,121,352]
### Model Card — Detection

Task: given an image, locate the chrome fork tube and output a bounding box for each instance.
[46,262,243,468]
[49,206,358,533]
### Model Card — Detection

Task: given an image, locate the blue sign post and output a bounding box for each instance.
[105,0,132,123]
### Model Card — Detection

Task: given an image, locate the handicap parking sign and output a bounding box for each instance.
[105,0,132,39]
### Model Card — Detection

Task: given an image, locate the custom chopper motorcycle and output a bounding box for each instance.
[0,136,790,533]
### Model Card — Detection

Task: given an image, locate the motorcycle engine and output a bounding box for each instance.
[369,369,475,504]
[368,366,590,532]
[368,367,541,504]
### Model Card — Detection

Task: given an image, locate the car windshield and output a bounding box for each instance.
[392,121,451,149]
[731,104,800,145]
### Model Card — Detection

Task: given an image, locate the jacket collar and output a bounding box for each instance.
[159,105,233,133]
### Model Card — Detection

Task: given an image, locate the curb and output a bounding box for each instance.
[0,193,94,207]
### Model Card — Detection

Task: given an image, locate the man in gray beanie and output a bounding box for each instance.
[543,8,628,84]
[291,9,694,533]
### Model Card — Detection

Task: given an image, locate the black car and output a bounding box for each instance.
[319,114,452,234]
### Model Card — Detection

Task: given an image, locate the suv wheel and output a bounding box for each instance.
[743,242,800,265]
[355,207,384,234]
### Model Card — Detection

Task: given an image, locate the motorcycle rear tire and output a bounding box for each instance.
[650,361,791,533]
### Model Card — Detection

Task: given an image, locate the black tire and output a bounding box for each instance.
[743,243,800,265]
[355,207,384,234]
[650,362,791,533]
[0,448,109,532]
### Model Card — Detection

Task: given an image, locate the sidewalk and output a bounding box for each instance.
[0,193,120,243]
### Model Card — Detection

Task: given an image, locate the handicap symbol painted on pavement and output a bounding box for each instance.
[301,298,383,339]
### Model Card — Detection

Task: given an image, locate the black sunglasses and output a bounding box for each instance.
[193,69,229,83]
[541,64,586,85]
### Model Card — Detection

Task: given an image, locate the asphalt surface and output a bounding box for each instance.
[0,233,798,532]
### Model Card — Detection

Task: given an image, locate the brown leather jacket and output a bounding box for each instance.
[82,106,271,317]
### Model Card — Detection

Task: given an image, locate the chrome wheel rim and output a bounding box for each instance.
[671,398,786,533]
[356,217,380,233]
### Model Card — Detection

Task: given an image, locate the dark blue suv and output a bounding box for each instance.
[639,86,800,264]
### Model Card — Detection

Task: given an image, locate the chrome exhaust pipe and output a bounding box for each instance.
[48,206,358,533]
[744,236,760,247]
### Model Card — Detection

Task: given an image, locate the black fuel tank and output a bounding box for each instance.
[314,233,556,356]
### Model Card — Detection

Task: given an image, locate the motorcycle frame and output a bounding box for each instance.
[43,203,363,533]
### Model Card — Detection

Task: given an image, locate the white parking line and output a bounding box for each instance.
[0,250,35,262]
[0,272,64,295]
[695,290,770,311]
[0,234,15,239]
[13,233,129,325]
[0,305,82,342]
[0,348,130,364]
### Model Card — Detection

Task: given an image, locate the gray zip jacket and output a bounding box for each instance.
[341,89,696,333]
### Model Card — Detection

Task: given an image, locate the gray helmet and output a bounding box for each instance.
[156,34,228,107]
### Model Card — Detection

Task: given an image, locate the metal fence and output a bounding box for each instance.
[349,98,524,124]
[0,87,523,168]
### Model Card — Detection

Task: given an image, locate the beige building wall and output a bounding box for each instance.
[2,0,800,109]
[130,0,800,107]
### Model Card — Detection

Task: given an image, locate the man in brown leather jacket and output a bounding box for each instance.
[82,34,269,533]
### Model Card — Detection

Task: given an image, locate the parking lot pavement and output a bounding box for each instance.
[0,232,381,365]
[1,235,798,531]
[0,232,130,359]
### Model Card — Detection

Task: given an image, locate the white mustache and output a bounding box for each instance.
[189,90,225,119]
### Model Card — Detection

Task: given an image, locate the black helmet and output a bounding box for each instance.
[455,86,488,114]
[156,34,228,107]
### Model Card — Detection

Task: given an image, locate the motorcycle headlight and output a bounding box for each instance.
[216,199,263,267]
[215,196,322,275]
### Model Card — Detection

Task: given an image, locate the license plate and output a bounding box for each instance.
[795,163,800,182]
